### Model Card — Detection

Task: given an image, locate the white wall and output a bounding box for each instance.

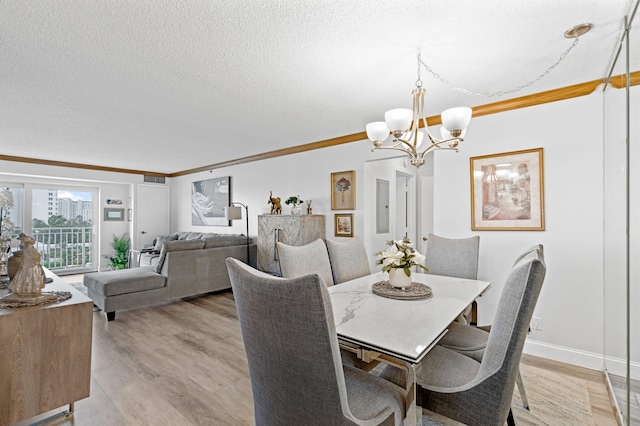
[169,142,387,241]
[433,92,607,369]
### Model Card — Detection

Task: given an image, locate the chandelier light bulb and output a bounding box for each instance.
[366,122,390,146]
[384,108,413,134]
[441,107,472,134]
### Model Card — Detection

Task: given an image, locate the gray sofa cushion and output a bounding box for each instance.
[84,268,166,296]
[155,239,205,273]
[185,232,204,240]
[153,233,178,251]
[203,234,251,248]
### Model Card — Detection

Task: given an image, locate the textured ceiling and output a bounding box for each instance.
[1,0,638,174]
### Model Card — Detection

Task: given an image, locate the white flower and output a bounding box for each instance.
[413,251,425,265]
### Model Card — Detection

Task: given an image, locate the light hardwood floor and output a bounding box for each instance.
[15,280,620,426]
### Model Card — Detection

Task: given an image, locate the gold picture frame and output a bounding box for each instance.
[470,148,544,231]
[334,213,354,237]
[331,170,355,210]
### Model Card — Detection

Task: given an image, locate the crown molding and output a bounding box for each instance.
[3,71,639,177]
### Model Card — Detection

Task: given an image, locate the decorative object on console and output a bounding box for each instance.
[331,170,355,210]
[374,238,428,289]
[284,195,303,215]
[334,213,353,237]
[268,191,282,215]
[191,176,231,226]
[8,250,22,279]
[306,199,312,215]
[470,148,544,231]
[2,233,57,305]
[225,202,251,265]
[365,51,472,168]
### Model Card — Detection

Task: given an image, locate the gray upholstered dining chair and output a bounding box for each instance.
[326,236,371,284]
[423,233,480,324]
[276,238,335,286]
[225,257,407,426]
[436,244,544,411]
[380,246,546,425]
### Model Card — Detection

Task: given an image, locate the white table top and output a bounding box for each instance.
[328,271,491,364]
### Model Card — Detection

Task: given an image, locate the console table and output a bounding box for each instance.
[257,214,325,275]
[0,270,93,425]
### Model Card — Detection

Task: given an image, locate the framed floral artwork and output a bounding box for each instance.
[334,213,354,237]
[331,170,355,210]
[470,148,544,231]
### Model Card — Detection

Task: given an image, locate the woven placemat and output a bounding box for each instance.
[372,281,433,300]
[0,291,72,309]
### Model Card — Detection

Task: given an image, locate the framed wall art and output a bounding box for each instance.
[191,176,231,226]
[470,148,544,231]
[331,170,355,210]
[334,213,354,237]
[104,208,124,222]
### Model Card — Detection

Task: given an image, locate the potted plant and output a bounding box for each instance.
[284,195,304,215]
[105,233,130,270]
[374,237,428,288]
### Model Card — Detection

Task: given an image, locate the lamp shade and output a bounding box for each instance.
[224,206,243,220]
[441,107,472,132]
[366,121,390,142]
[384,108,413,133]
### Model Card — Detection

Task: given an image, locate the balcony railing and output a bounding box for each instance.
[31,226,94,272]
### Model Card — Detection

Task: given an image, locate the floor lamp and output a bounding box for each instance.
[225,202,250,265]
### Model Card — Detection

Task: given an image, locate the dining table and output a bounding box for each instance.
[328,271,491,426]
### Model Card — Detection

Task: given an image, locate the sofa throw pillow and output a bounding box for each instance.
[155,239,205,273]
[153,234,178,252]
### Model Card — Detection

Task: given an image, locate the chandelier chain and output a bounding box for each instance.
[418,36,581,97]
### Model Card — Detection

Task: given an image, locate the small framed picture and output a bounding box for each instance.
[104,208,125,222]
[470,148,544,231]
[331,170,356,210]
[334,213,354,237]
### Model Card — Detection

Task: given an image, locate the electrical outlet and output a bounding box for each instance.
[531,317,543,332]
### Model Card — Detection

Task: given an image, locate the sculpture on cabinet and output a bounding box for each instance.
[268,191,282,215]
[8,234,47,296]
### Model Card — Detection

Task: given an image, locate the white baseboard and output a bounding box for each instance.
[524,339,640,380]
[523,339,605,371]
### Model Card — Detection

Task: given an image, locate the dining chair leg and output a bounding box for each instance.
[516,368,529,410]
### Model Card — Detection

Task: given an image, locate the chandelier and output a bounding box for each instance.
[365,51,472,167]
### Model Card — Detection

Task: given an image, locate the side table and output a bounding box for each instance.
[0,270,93,425]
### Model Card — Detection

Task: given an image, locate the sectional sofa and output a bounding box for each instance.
[84,232,256,321]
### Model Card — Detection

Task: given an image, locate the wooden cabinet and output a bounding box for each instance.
[0,272,93,425]
[257,214,325,275]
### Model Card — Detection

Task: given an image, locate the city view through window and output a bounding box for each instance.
[1,186,96,273]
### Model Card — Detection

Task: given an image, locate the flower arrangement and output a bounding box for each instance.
[0,188,15,240]
[374,237,428,277]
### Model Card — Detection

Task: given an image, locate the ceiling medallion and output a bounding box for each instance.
[564,23,593,39]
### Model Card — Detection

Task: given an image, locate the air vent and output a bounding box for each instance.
[144,175,166,184]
